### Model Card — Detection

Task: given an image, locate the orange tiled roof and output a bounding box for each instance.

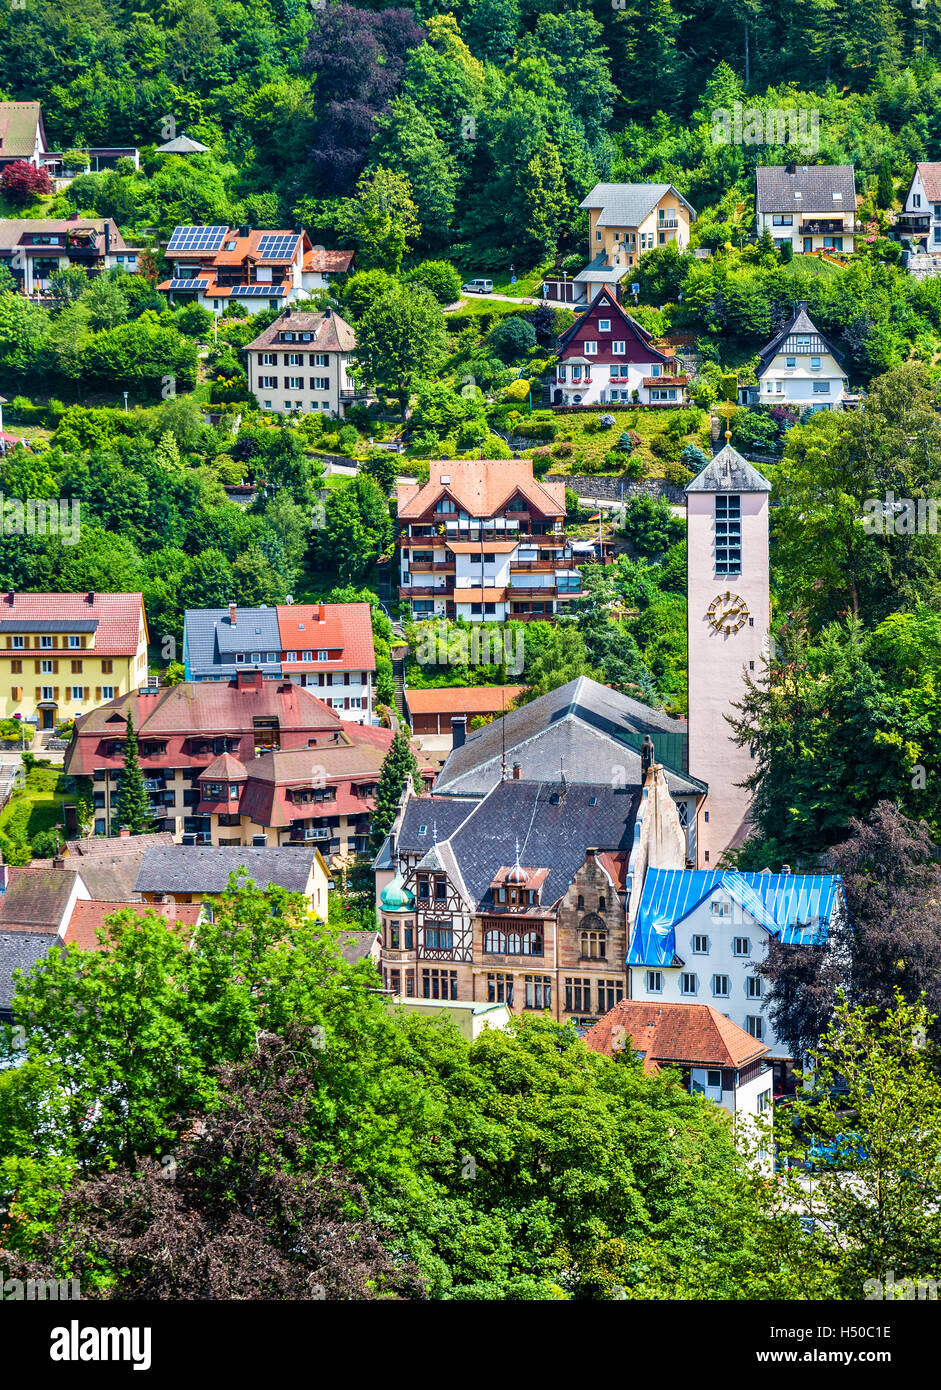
[397,460,566,521]
[276,602,375,672]
[0,591,144,654]
[405,685,523,715]
[583,1000,768,1071]
[64,898,202,951]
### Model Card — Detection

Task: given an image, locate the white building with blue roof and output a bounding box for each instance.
[627,867,844,1068]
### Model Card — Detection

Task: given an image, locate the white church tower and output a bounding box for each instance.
[686,442,771,866]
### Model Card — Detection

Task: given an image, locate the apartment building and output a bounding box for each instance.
[0,591,148,729]
[397,459,580,621]
[64,671,431,860]
[755,163,857,254]
[0,214,140,295]
[244,307,364,417]
[899,162,941,251]
[543,183,696,305]
[158,224,353,316]
[552,286,688,407]
[183,601,376,724]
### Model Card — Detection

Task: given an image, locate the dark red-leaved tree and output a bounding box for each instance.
[0,1031,427,1300]
[1,160,52,204]
[760,802,941,1058]
[303,5,424,193]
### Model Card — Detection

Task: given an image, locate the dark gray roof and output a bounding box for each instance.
[573,253,630,284]
[398,796,476,852]
[756,300,843,377]
[134,845,317,895]
[686,444,771,494]
[439,779,641,910]
[338,929,379,965]
[184,607,282,679]
[755,164,856,214]
[0,931,58,1010]
[434,676,702,799]
[579,182,697,225]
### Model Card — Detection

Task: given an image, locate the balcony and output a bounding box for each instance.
[399,583,454,599]
[799,220,847,236]
[657,218,680,229]
[408,560,455,573]
[509,559,558,573]
[642,375,688,388]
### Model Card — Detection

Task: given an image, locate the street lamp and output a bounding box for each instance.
[123,391,129,413]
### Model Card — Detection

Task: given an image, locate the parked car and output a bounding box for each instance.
[462,278,494,294]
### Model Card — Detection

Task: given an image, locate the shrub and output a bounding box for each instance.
[30,828,63,859]
[663,460,694,487]
[620,453,646,479]
[681,443,710,472]
[503,378,530,402]
[0,160,52,204]
[649,433,681,461]
[513,419,557,441]
[338,424,359,452]
[553,441,573,458]
[407,260,462,304]
[490,316,538,362]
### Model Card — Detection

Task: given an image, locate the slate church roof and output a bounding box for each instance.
[434,676,702,799]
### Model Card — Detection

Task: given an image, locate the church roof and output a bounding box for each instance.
[686,444,771,494]
[434,676,702,799]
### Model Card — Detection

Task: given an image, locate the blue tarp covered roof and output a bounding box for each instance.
[628,868,842,967]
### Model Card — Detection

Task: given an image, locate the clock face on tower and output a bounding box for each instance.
[707,590,749,634]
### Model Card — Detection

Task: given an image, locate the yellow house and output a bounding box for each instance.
[0,592,149,731]
[546,184,696,305]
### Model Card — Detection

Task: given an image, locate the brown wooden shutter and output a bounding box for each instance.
[53,687,59,700]
[4,636,9,648]
[52,636,58,648]
[34,686,40,701]
[34,659,40,673]
[52,660,58,673]
[95,687,101,701]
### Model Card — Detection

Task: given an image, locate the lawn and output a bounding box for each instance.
[519,406,713,479]
[0,762,68,846]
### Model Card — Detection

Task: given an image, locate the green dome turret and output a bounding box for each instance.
[380,871,414,912]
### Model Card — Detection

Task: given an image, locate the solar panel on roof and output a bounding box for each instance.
[166,278,207,291]
[231,284,285,297]
[166,225,228,252]
[256,233,299,259]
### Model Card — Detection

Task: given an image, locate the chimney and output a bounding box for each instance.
[118,825,131,838]
[53,855,65,870]
[451,715,466,749]
[585,846,596,861]
[239,224,251,238]
[236,669,263,692]
[787,161,797,175]
[86,591,95,604]
[318,603,325,623]
[228,601,237,626]
[512,761,521,779]
[104,220,111,256]
[641,734,655,777]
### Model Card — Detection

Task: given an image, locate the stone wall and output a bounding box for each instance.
[548,474,687,505]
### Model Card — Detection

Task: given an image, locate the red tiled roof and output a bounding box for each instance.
[304,248,354,274]
[405,685,524,716]
[64,899,202,951]
[199,752,248,780]
[583,1000,768,1071]
[0,592,145,655]
[915,163,941,203]
[276,603,376,672]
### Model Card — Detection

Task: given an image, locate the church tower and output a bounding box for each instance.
[686,443,771,867]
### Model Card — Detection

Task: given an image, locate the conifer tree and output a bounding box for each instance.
[114,709,155,836]
[369,726,421,853]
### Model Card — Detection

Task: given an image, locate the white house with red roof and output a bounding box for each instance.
[0,591,148,729]
[182,601,377,724]
[551,288,688,408]
[900,162,941,252]
[158,224,354,316]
